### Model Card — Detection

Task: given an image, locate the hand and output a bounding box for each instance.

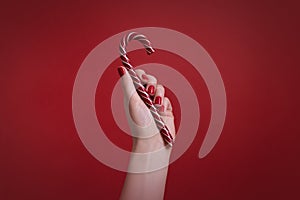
[118,67,176,153]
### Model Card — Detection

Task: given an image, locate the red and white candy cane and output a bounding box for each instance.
[119,32,174,147]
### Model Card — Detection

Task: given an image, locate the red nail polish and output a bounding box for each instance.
[142,74,149,80]
[154,96,162,105]
[147,85,155,95]
[117,67,126,77]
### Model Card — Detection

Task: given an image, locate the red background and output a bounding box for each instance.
[1,0,299,199]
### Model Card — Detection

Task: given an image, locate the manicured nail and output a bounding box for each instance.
[154,96,162,105]
[117,67,126,77]
[147,85,155,95]
[142,74,149,80]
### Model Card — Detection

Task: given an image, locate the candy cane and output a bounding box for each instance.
[119,32,174,147]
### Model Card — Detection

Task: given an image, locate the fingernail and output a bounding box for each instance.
[147,85,155,95]
[154,96,162,105]
[117,67,126,77]
[142,74,149,80]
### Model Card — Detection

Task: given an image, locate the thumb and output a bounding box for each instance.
[117,66,136,99]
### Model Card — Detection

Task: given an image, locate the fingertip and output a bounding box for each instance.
[147,85,155,96]
[118,66,136,99]
[154,96,162,105]
[117,66,126,77]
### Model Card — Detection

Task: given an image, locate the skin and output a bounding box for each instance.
[119,68,176,200]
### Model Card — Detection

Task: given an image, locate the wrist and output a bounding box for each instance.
[132,134,170,153]
[128,138,172,173]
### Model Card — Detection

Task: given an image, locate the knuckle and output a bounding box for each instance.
[135,69,145,74]
[156,84,165,92]
[147,75,157,83]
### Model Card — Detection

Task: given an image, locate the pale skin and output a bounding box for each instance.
[118,67,176,200]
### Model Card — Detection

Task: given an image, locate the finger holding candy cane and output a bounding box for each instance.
[135,69,158,98]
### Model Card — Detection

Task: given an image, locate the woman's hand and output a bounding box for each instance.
[118,67,176,153]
